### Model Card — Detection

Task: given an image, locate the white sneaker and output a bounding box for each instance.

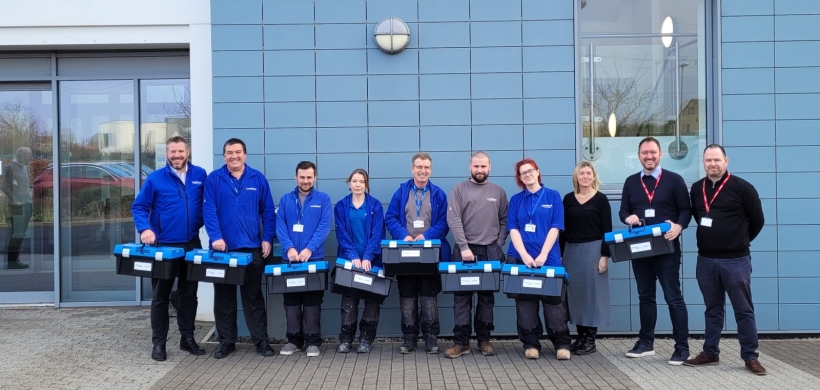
[279,343,300,355]
[306,345,320,357]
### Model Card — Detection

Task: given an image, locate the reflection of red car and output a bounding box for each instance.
[32,163,136,198]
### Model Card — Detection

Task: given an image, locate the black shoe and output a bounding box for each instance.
[571,326,587,352]
[424,336,439,354]
[180,338,206,355]
[399,339,416,354]
[6,260,29,269]
[668,348,690,366]
[214,343,236,359]
[152,345,167,361]
[576,327,597,355]
[256,343,275,357]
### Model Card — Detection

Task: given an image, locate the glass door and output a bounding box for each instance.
[58,80,137,303]
[0,86,54,303]
[579,0,707,185]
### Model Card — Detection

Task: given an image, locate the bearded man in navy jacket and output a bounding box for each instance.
[275,161,332,357]
[203,138,276,359]
[132,136,208,362]
[385,152,450,354]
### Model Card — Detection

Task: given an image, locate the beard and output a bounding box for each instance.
[299,183,314,193]
[168,157,186,169]
[471,173,488,183]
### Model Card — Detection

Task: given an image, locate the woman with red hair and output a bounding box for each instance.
[506,158,571,360]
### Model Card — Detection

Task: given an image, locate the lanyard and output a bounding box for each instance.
[640,169,662,205]
[702,173,730,215]
[230,175,241,194]
[296,192,313,223]
[413,185,429,219]
[524,187,545,223]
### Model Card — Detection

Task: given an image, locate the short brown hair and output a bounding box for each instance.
[411,152,432,165]
[166,136,188,147]
[638,136,661,151]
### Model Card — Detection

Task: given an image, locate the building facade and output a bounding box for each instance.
[1,0,818,337]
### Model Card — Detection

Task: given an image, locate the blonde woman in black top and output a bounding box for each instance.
[559,161,611,355]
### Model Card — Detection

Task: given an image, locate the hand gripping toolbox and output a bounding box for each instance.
[380,239,441,276]
[330,259,394,304]
[605,222,674,263]
[501,264,570,300]
[184,249,253,284]
[438,261,502,293]
[113,243,185,279]
[265,261,329,294]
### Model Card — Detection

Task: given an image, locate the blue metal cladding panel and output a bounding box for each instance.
[722,0,773,16]
[721,42,774,68]
[263,51,315,76]
[522,0,573,21]
[265,102,316,128]
[776,41,820,67]
[776,68,820,94]
[524,124,576,150]
[775,0,820,15]
[316,50,367,75]
[367,49,419,75]
[470,0,522,21]
[777,145,820,172]
[262,0,314,24]
[417,0,469,22]
[776,120,820,145]
[315,76,367,101]
[470,22,522,47]
[471,125,523,151]
[265,76,315,102]
[212,25,263,51]
[722,68,774,94]
[314,0,366,24]
[471,99,523,125]
[213,103,264,129]
[419,100,471,126]
[316,102,368,127]
[471,73,522,99]
[418,48,471,74]
[522,20,574,46]
[471,47,522,73]
[265,128,316,154]
[523,46,575,72]
[368,101,420,127]
[212,77,263,103]
[778,199,820,225]
[776,15,820,41]
[722,147,775,173]
[264,25,315,50]
[213,129,265,155]
[721,121,775,147]
[523,72,575,98]
[316,128,369,153]
[418,23,470,48]
[369,127,420,152]
[212,51,263,77]
[212,0,262,24]
[721,16,774,42]
[366,0,419,23]
[776,94,820,120]
[722,94,775,121]
[315,24,368,50]
[368,75,419,100]
[419,74,471,99]
[420,126,472,152]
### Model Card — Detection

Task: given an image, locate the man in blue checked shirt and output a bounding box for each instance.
[203,138,276,360]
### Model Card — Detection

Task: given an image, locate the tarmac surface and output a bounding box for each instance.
[2,306,820,389]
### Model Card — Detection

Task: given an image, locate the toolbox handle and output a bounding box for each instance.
[628,219,647,233]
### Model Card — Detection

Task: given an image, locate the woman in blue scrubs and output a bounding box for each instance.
[507,158,571,360]
[333,168,385,353]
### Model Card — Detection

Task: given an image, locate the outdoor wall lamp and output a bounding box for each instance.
[374,17,410,54]
[662,15,689,160]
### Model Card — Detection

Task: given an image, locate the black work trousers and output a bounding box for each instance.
[213,248,270,346]
[151,238,201,346]
[283,290,325,347]
[397,274,441,342]
[339,295,381,343]
[450,243,502,346]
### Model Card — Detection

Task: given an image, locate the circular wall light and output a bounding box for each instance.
[374,17,410,54]
[661,16,675,48]
[608,113,617,137]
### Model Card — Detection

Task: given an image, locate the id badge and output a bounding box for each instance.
[293,224,304,233]
[525,224,536,233]
[413,220,425,228]
[701,217,713,227]
[645,209,656,218]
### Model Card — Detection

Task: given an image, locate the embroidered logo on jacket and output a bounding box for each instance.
[192,181,202,185]
[246,187,258,191]
[310,205,321,208]
[487,197,497,202]
[541,204,552,208]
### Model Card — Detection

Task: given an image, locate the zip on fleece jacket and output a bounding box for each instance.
[276,187,332,260]
[384,179,452,261]
[132,161,207,244]
[334,193,386,266]
[202,164,276,251]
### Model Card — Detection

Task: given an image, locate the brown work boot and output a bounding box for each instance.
[525,348,539,359]
[745,359,767,375]
[683,351,719,366]
[444,344,471,359]
[479,341,496,356]
[556,348,571,360]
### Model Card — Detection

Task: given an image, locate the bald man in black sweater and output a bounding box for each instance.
[619,137,691,366]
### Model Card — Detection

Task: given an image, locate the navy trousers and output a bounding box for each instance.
[696,255,759,361]
[631,249,689,351]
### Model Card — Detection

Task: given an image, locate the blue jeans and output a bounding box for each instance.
[696,255,758,361]
[631,249,689,351]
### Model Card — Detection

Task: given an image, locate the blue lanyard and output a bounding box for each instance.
[296,192,313,223]
[412,185,429,219]
[230,175,241,194]
[523,187,545,224]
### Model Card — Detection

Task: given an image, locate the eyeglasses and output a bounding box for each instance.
[413,165,431,171]
[519,168,537,177]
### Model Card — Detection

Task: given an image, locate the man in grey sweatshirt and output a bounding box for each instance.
[444,151,509,358]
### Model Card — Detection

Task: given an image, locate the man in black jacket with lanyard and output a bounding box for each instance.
[619,137,691,365]
[683,144,766,375]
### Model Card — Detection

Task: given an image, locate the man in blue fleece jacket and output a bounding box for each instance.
[203,138,276,359]
[385,152,450,354]
[132,136,207,362]
[275,161,332,357]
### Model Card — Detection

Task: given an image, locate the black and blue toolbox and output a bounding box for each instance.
[501,264,570,300]
[184,249,253,284]
[265,260,329,294]
[438,260,502,293]
[605,221,673,262]
[380,239,441,275]
[329,258,393,304]
[113,243,185,279]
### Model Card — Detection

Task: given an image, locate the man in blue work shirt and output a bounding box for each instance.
[275,161,332,357]
[385,152,450,354]
[203,138,277,359]
[132,136,208,361]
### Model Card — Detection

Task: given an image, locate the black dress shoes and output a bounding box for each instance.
[256,343,275,357]
[6,260,29,269]
[214,343,236,359]
[180,338,206,355]
[152,345,167,361]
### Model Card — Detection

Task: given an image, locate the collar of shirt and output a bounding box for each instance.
[172,165,188,183]
[641,166,661,180]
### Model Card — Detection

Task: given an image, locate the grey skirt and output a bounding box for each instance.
[563,240,610,327]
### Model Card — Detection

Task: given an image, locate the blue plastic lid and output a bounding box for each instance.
[380,239,441,247]
[334,258,387,278]
[113,243,185,260]
[604,222,671,243]
[183,250,253,266]
[501,264,570,282]
[265,260,330,275]
[437,260,502,273]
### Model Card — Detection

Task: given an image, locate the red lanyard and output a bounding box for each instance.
[640,169,662,205]
[702,172,730,214]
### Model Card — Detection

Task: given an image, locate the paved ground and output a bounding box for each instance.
[2,307,820,390]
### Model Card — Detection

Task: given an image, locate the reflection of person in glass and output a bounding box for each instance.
[3,147,32,270]
[131,136,207,362]
[507,158,571,361]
